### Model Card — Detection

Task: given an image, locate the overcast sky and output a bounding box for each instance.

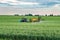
[0,0,60,15]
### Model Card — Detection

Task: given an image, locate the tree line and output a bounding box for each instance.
[14,13,60,16]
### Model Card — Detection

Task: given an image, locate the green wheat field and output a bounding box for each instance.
[0,15,60,40]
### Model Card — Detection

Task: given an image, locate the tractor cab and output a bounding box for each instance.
[20,18,28,22]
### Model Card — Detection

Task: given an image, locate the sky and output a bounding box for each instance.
[0,0,60,8]
[0,0,60,15]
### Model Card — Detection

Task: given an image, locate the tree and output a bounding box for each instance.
[49,14,53,16]
[25,14,33,16]
[34,14,39,16]
[28,14,33,16]
[45,14,47,16]
[14,14,19,16]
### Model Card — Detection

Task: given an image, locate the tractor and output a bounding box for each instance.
[20,16,41,22]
